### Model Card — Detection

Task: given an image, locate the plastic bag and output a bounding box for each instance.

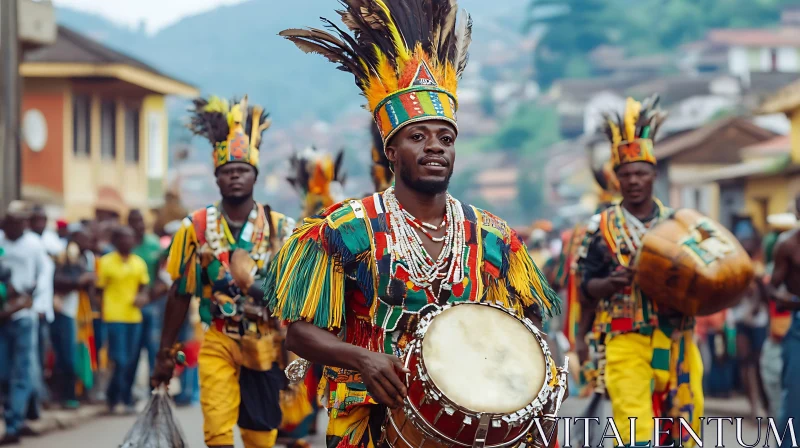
[120,388,188,448]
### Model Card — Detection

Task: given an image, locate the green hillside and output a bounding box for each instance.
[56,0,528,126]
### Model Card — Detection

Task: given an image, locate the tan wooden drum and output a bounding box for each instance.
[635,209,754,317]
[383,302,568,448]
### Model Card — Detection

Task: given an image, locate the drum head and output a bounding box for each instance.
[421,304,546,414]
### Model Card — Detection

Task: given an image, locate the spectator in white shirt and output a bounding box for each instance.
[0,201,52,445]
[26,205,57,417]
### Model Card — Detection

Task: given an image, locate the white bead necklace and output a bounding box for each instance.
[383,187,465,300]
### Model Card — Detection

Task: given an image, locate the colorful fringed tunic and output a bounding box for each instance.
[576,199,703,447]
[266,193,561,447]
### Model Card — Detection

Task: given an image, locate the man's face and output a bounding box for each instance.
[128,212,145,238]
[114,229,136,254]
[72,230,92,252]
[30,212,47,235]
[216,163,257,203]
[2,216,27,241]
[616,162,656,206]
[385,121,456,195]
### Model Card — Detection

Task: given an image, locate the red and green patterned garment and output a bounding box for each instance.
[266,192,561,419]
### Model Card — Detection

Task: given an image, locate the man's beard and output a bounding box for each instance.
[221,192,252,205]
[399,163,452,195]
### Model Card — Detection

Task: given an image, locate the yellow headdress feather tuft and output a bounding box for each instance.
[187,95,271,171]
[280,0,472,146]
[600,94,666,170]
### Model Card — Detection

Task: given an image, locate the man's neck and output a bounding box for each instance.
[621,198,656,221]
[392,183,447,223]
[118,251,131,259]
[221,197,255,225]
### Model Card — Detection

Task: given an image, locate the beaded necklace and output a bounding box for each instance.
[205,203,266,267]
[383,187,465,300]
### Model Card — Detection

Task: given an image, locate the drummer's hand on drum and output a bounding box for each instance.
[356,350,410,409]
[606,267,635,292]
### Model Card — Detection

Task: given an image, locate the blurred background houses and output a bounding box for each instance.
[4,0,800,232]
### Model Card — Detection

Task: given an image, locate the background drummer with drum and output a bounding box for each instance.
[576,96,704,447]
[265,0,565,446]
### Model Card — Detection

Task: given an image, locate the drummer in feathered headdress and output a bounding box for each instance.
[575,96,704,447]
[266,1,564,446]
[150,95,296,448]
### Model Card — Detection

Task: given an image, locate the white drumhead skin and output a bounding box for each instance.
[421,304,546,414]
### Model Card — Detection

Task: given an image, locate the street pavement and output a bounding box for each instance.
[18,396,765,447]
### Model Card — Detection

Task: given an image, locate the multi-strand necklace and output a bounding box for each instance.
[383,187,465,300]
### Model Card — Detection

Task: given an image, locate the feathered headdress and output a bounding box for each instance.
[585,142,620,205]
[280,0,473,146]
[601,94,667,170]
[370,122,393,191]
[287,147,347,219]
[187,95,272,171]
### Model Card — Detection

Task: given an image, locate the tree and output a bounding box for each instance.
[525,0,618,87]
[517,164,547,222]
[486,102,561,156]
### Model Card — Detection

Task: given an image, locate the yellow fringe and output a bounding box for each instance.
[507,244,551,313]
[270,216,347,329]
[166,221,198,294]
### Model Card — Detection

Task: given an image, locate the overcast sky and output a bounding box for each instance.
[52,0,246,33]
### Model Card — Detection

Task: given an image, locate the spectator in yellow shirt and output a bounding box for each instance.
[96,226,149,414]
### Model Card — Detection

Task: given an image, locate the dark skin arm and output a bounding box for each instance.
[0,286,33,321]
[151,283,192,387]
[286,320,409,409]
[585,267,635,303]
[769,239,800,311]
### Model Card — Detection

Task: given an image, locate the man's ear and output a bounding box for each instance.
[385,145,397,166]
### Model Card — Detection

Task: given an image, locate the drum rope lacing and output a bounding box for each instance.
[383,187,465,299]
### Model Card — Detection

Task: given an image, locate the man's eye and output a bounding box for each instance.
[441,136,453,144]
[411,134,424,141]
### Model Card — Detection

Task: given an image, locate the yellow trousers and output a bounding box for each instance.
[199,327,279,447]
[605,331,704,447]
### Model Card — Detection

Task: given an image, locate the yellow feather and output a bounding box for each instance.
[608,119,622,147]
[228,104,243,130]
[365,49,397,112]
[442,62,458,100]
[203,96,229,114]
[624,97,641,142]
[374,0,410,63]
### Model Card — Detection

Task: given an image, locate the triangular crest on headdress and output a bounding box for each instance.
[411,61,438,87]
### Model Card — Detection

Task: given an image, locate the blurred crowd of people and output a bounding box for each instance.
[0,200,200,446]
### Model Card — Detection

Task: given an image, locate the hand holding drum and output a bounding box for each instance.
[605,266,635,294]
[355,350,410,409]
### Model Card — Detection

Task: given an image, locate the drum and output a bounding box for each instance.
[635,209,754,317]
[384,302,567,448]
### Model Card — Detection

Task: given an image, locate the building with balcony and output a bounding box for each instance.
[19,25,198,221]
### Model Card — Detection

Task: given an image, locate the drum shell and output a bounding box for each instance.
[635,209,754,317]
[400,347,530,447]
